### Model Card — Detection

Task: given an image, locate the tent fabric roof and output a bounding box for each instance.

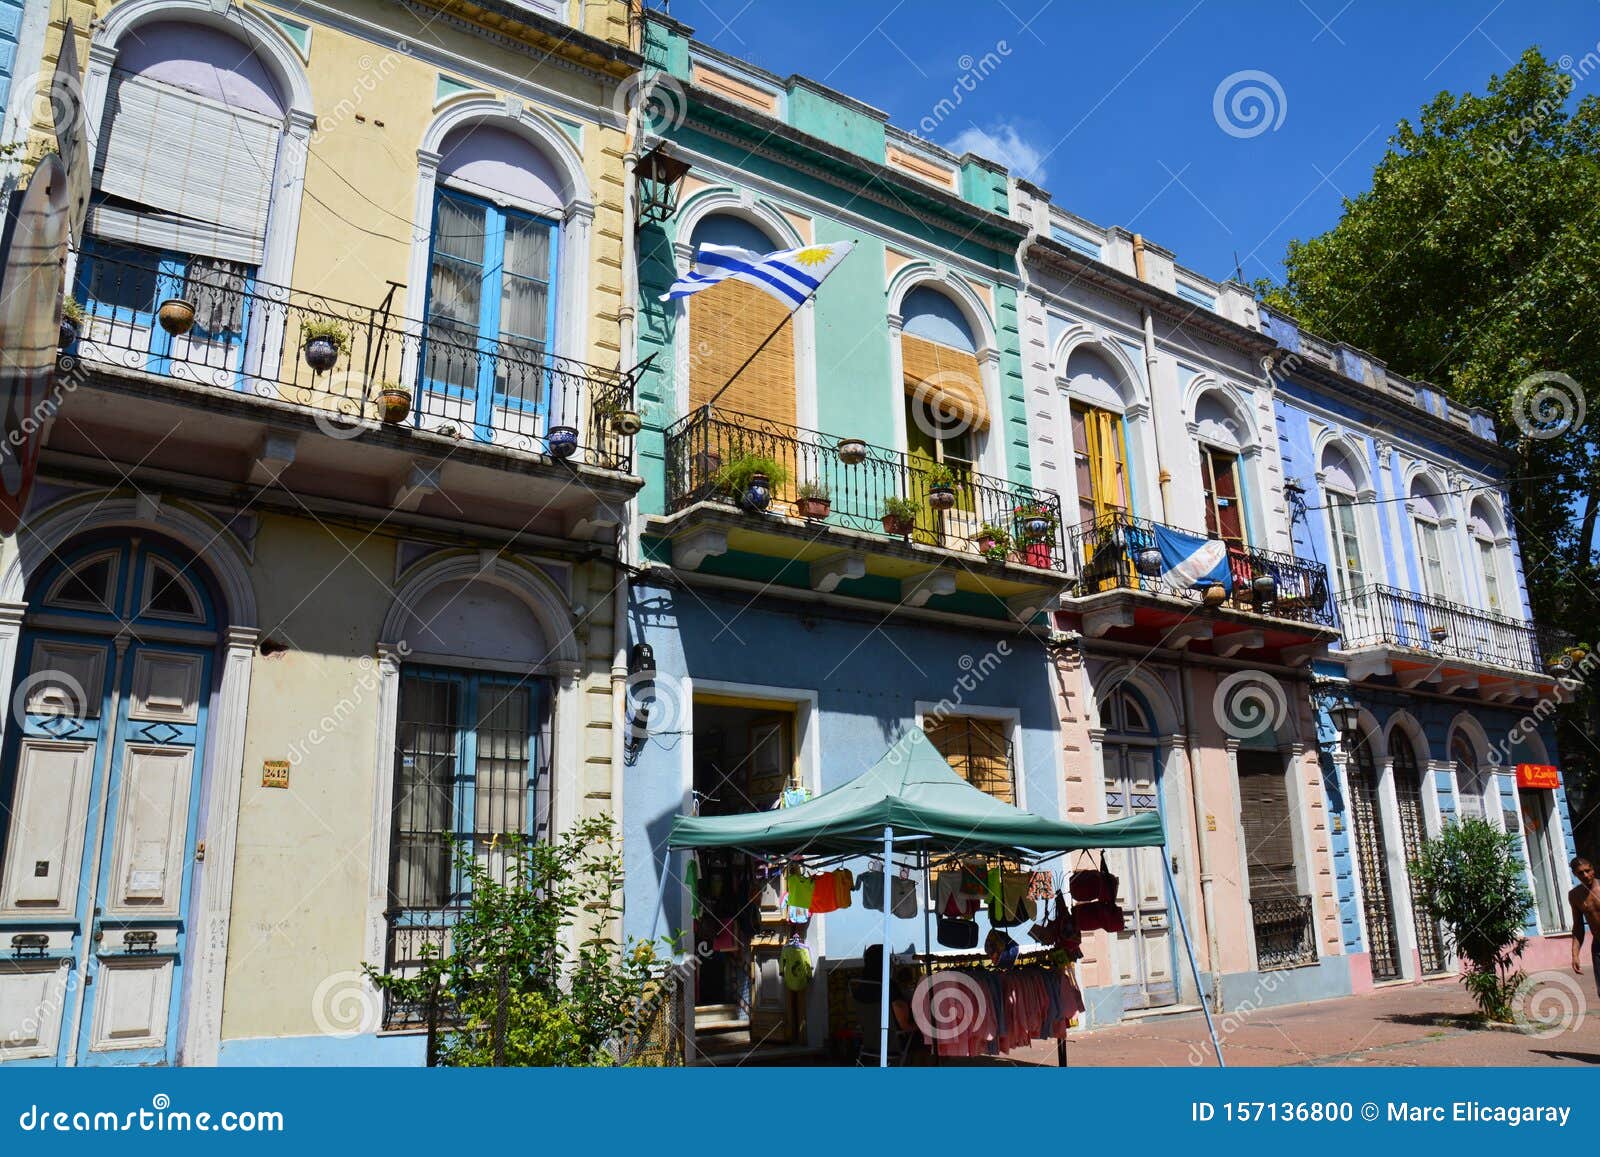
[668,728,1165,858]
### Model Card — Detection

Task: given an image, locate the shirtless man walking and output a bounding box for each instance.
[1570,857,1600,995]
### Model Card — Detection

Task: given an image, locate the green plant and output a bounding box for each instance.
[1408,817,1533,1022]
[300,318,351,355]
[975,523,1011,561]
[60,296,85,325]
[796,480,829,500]
[882,496,920,522]
[925,462,957,489]
[364,815,671,1066]
[711,451,788,495]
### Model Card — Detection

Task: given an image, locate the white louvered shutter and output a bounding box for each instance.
[89,72,282,265]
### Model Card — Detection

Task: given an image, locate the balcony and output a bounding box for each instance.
[52,249,641,538]
[1060,511,1339,659]
[1337,584,1573,700]
[652,406,1072,621]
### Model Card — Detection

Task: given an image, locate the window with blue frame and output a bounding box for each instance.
[422,189,559,434]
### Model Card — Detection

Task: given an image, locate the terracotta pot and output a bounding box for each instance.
[796,496,831,520]
[378,387,412,425]
[157,298,195,336]
[1202,583,1227,607]
[976,534,999,554]
[882,513,915,536]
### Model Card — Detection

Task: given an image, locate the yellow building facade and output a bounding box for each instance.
[0,0,645,1065]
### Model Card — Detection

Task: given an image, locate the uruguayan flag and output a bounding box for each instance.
[662,241,856,309]
[1153,524,1233,591]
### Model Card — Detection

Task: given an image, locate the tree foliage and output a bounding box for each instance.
[365,815,672,1066]
[1408,817,1533,1021]
[1263,48,1600,825]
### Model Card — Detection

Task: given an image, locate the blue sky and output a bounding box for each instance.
[676,0,1600,287]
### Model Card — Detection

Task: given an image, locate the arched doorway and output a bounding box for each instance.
[1390,728,1446,973]
[1099,685,1175,1009]
[1345,725,1400,979]
[0,535,223,1065]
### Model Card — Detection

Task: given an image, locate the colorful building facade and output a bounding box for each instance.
[0,0,642,1066]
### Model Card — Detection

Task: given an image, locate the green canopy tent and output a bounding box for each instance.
[668,728,1223,1066]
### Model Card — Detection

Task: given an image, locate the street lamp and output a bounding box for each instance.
[635,143,692,227]
[1329,700,1362,738]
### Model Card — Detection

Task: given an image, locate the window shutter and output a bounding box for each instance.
[926,716,1013,803]
[688,279,796,422]
[1238,754,1296,898]
[901,333,988,432]
[89,72,281,265]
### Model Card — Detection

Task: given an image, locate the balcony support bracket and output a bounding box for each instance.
[901,569,956,608]
[1282,643,1328,667]
[1164,622,1213,650]
[392,461,442,512]
[1213,629,1264,659]
[1007,592,1057,623]
[1344,652,1391,682]
[248,433,298,486]
[1395,668,1441,690]
[672,528,728,571]
[1436,672,1479,694]
[810,551,865,594]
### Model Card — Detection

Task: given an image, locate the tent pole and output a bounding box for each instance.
[922,849,937,1068]
[880,825,894,1068]
[1164,851,1224,1067]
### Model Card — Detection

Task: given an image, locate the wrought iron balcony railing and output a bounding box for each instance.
[663,405,1070,572]
[1336,584,1566,677]
[65,248,638,471]
[1066,510,1335,627]
[1251,894,1318,971]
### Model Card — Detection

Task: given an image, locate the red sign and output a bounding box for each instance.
[1516,763,1560,790]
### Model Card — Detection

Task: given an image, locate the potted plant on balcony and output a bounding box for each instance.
[300,319,349,373]
[713,451,788,513]
[369,380,411,425]
[1428,624,1450,642]
[925,463,958,511]
[58,295,84,349]
[881,496,918,537]
[1202,582,1228,607]
[1134,544,1165,578]
[973,523,1011,563]
[547,423,579,459]
[836,437,869,466]
[1012,502,1057,567]
[795,481,831,520]
[157,295,196,336]
[594,394,642,436]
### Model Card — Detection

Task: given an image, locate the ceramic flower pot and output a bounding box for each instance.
[796,496,831,520]
[929,485,956,511]
[378,387,412,425]
[1135,546,1164,577]
[882,513,915,536]
[547,424,579,458]
[740,472,773,512]
[303,337,340,373]
[609,409,642,436]
[1202,583,1227,607]
[58,317,80,350]
[837,438,868,465]
[157,298,195,336]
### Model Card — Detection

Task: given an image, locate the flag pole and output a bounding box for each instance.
[702,283,821,411]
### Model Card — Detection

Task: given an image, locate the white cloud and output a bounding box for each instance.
[943,123,1047,184]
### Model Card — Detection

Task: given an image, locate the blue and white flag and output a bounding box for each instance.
[661,241,855,309]
[1153,524,1232,591]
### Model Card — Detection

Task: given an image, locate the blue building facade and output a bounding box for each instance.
[1266,309,1578,988]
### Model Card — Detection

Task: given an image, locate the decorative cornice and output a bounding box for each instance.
[398,0,642,81]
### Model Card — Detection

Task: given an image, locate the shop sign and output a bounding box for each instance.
[1515,763,1560,790]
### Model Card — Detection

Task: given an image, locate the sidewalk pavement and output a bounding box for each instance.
[1013,976,1600,1067]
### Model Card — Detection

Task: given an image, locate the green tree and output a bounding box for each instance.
[1408,817,1533,1021]
[365,815,674,1066]
[1262,48,1600,830]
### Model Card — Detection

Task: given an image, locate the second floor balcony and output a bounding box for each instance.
[654,406,1073,621]
[1060,511,1340,660]
[54,248,641,538]
[1337,584,1574,697]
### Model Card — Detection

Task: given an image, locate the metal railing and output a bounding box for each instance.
[1251,894,1317,970]
[1336,584,1564,677]
[663,405,1070,572]
[1065,510,1335,626]
[66,248,638,470]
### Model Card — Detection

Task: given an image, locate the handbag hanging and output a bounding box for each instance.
[1073,898,1126,934]
[937,913,980,949]
[1069,852,1119,904]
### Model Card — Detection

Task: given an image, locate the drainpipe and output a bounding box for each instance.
[1131,235,1172,522]
[1179,652,1223,1009]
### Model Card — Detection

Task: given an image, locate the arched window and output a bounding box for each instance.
[76,20,289,375]
[1468,497,1508,615]
[1321,445,1367,598]
[901,286,987,477]
[1409,477,1451,601]
[1065,349,1130,526]
[421,124,564,438]
[1193,391,1247,547]
[1452,731,1491,820]
[685,214,796,424]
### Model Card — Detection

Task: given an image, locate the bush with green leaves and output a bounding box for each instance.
[1408,816,1533,1021]
[711,450,788,496]
[300,317,351,355]
[364,815,671,1066]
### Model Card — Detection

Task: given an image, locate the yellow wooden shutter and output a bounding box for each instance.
[925,716,1013,803]
[688,280,797,424]
[900,333,989,431]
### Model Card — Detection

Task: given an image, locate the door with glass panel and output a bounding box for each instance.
[1072,402,1133,591]
[1520,791,1567,934]
[1390,733,1446,973]
[1326,492,1374,642]
[422,190,559,443]
[383,668,548,1027]
[0,541,215,1066]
